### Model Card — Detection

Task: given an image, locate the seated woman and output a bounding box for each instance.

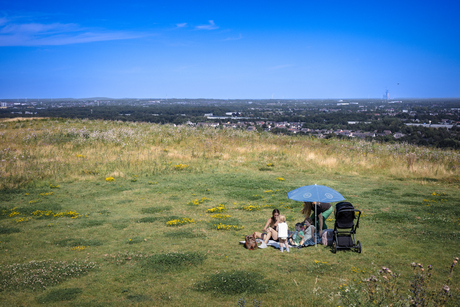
[300,217,316,247]
[253,209,280,244]
[302,202,332,237]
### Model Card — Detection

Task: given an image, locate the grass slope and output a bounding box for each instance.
[0,118,459,306]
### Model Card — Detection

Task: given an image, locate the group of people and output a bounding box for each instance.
[253,201,333,252]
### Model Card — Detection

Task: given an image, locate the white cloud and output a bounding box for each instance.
[196,20,218,30]
[176,23,187,28]
[222,33,243,41]
[0,19,147,46]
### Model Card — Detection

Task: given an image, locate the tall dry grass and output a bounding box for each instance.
[0,118,459,189]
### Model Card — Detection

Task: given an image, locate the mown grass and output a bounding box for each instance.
[0,118,459,306]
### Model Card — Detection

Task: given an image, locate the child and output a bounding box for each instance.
[288,223,305,246]
[301,217,316,247]
[277,215,289,253]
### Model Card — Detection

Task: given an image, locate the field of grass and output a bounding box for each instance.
[1,118,459,306]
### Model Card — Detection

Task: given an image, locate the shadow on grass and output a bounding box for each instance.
[141,252,206,273]
[37,288,82,303]
[0,226,20,234]
[54,238,103,247]
[193,271,268,295]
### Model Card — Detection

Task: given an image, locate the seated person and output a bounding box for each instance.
[253,209,280,244]
[300,217,316,246]
[288,223,305,246]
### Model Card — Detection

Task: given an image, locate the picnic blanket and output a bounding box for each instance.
[239,234,322,249]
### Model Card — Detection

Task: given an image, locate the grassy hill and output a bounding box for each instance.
[1,118,459,306]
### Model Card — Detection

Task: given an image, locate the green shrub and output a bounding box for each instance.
[194,271,268,295]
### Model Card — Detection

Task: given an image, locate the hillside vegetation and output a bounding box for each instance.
[1,118,459,306]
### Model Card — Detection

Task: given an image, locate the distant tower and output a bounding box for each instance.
[386,89,390,101]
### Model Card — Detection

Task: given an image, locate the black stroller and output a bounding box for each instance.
[332,202,361,253]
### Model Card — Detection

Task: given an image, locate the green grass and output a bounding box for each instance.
[0,119,459,306]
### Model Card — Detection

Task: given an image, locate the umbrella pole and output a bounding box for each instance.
[315,203,317,247]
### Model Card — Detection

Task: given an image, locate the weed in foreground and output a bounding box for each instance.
[194,271,268,295]
[338,258,458,306]
[141,251,206,272]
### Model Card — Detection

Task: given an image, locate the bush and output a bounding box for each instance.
[194,271,268,295]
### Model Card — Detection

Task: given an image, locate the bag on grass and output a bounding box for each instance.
[245,234,257,250]
[321,229,334,246]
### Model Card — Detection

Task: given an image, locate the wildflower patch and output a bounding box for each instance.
[166,217,195,227]
[210,214,231,220]
[187,197,211,206]
[236,203,262,211]
[207,204,227,213]
[0,259,98,291]
[173,163,187,170]
[211,223,244,230]
[32,210,81,219]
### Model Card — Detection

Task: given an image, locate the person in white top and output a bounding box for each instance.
[277,215,289,253]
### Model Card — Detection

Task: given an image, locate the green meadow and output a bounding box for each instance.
[0,118,459,306]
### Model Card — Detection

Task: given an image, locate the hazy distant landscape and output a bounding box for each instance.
[2,97,460,149]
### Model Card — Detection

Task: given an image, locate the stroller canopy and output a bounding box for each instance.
[335,202,357,229]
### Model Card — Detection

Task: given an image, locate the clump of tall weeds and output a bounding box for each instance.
[338,257,458,306]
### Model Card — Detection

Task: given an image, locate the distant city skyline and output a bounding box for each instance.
[1,0,459,99]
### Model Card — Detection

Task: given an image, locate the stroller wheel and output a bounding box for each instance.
[332,241,337,254]
[356,240,361,253]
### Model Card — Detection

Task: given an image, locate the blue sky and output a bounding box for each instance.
[1,0,459,99]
